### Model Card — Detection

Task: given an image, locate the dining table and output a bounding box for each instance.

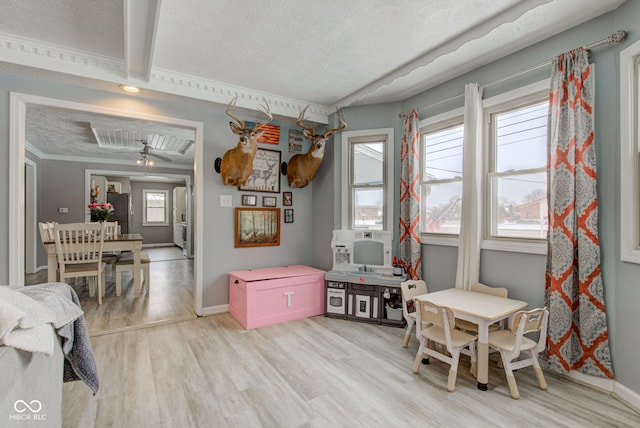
[414,288,528,391]
[44,233,145,296]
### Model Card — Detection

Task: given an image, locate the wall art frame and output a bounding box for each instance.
[234,207,280,247]
[238,148,281,193]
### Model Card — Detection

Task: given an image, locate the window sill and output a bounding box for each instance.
[481,239,547,255]
[142,223,169,227]
[420,234,459,247]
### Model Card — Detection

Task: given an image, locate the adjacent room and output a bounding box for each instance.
[1,1,640,427]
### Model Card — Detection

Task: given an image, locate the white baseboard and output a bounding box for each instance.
[199,304,229,316]
[613,381,640,412]
[142,243,177,248]
[544,364,640,412]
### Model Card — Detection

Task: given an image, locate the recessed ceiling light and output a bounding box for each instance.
[120,85,141,94]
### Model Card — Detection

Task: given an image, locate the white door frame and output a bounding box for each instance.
[24,158,37,274]
[9,92,205,315]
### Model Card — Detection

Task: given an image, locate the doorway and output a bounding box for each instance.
[10,92,204,323]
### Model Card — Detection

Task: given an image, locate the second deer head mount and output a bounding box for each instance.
[214,96,273,186]
[282,105,347,188]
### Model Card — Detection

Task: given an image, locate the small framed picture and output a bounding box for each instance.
[263,196,277,207]
[284,209,294,223]
[283,191,293,206]
[241,194,257,206]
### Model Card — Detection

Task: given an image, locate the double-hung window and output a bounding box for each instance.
[485,87,549,245]
[143,189,169,226]
[420,113,464,238]
[341,128,394,231]
[620,39,640,263]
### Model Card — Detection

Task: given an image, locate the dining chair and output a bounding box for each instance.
[115,251,151,296]
[455,282,508,333]
[412,299,477,392]
[38,221,57,244]
[101,221,119,276]
[488,307,549,399]
[400,279,428,348]
[54,222,107,304]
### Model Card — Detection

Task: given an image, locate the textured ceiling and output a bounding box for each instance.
[0,0,626,164]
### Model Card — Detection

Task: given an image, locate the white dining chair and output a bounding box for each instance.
[115,251,151,296]
[488,307,549,399]
[412,299,477,392]
[400,279,428,347]
[54,222,107,304]
[456,282,508,333]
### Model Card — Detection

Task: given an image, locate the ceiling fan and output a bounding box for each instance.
[136,140,172,166]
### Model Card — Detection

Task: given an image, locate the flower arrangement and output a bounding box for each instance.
[88,203,114,222]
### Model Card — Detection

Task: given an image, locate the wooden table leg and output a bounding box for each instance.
[47,252,57,282]
[133,246,141,297]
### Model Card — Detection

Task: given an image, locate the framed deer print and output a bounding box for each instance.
[238,148,281,193]
[235,208,280,248]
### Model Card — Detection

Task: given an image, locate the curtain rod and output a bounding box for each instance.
[408,30,627,115]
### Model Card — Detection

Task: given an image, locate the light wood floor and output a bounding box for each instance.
[26,246,196,335]
[62,314,640,428]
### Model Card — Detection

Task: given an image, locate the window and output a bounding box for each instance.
[143,189,169,226]
[341,128,394,231]
[420,118,464,236]
[486,97,549,241]
[621,40,640,263]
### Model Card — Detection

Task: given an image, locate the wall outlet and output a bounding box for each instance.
[58,207,68,213]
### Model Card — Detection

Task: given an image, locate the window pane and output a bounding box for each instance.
[353,142,383,185]
[147,207,165,222]
[424,124,463,180]
[496,102,547,172]
[422,181,462,234]
[144,191,167,223]
[492,172,548,239]
[353,187,383,230]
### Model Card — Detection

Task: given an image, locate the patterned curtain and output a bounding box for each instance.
[399,109,422,279]
[545,48,614,378]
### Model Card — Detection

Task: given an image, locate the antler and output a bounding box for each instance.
[225,96,245,129]
[254,97,273,131]
[296,105,317,136]
[323,107,347,138]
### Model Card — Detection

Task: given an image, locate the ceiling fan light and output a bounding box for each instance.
[136,158,142,165]
[120,84,141,94]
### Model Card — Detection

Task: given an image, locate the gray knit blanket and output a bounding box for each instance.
[12,283,99,394]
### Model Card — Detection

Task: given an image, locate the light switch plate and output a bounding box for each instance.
[220,194,232,207]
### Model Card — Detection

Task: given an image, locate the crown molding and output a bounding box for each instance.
[0,32,331,123]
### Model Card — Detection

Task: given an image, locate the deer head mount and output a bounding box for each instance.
[215,96,273,186]
[284,105,347,188]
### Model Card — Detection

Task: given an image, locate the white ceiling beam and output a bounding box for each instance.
[124,0,161,81]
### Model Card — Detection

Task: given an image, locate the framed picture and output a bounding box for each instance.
[284,209,294,223]
[263,196,276,207]
[288,129,304,153]
[241,194,257,206]
[247,122,281,145]
[283,191,293,206]
[106,181,122,193]
[235,208,280,248]
[238,148,281,193]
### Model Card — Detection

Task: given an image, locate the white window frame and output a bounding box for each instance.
[621,39,640,264]
[482,79,550,255]
[143,189,169,226]
[419,108,464,247]
[341,128,394,231]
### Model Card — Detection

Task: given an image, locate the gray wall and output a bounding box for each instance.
[130,180,184,245]
[320,0,640,396]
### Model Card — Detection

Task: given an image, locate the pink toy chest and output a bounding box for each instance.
[228,265,325,329]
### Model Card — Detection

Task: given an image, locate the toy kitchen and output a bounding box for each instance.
[324,230,407,327]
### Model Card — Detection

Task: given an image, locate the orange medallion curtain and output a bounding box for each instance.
[545,48,614,378]
[399,109,422,279]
